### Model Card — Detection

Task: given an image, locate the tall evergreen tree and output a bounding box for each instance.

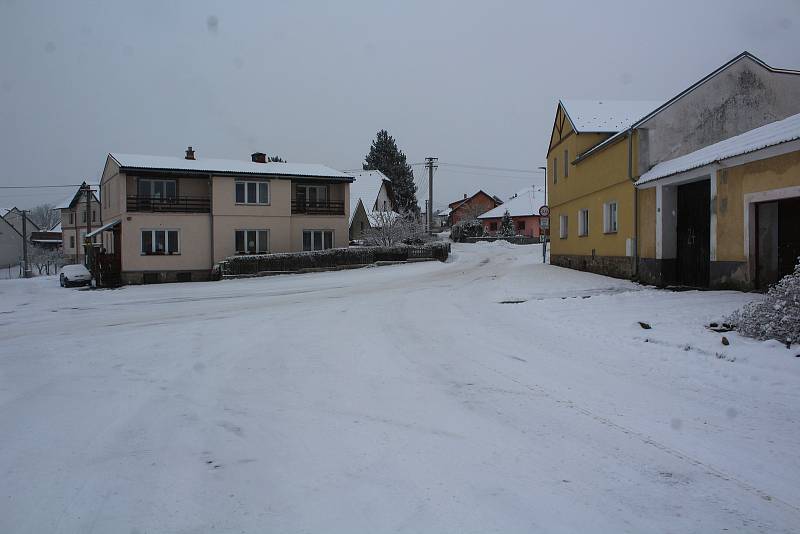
[499,210,515,237]
[363,130,418,214]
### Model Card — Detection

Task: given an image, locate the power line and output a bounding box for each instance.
[438,163,545,174]
[0,184,87,189]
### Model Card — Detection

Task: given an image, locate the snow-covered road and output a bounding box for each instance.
[1,242,799,533]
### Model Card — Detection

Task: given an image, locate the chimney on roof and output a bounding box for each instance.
[464,193,467,199]
[251,152,267,163]
[185,146,195,160]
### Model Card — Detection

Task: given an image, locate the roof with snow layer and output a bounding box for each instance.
[478,186,545,219]
[348,170,391,224]
[636,111,800,186]
[110,153,353,181]
[560,99,662,134]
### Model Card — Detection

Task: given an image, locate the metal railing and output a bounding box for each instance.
[291,200,345,215]
[127,196,210,213]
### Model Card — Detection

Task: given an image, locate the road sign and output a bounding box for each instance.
[539,205,550,217]
[540,216,550,229]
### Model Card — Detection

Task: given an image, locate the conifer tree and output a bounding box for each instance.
[363,130,418,214]
[499,210,515,237]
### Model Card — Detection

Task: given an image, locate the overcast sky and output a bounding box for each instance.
[1,0,798,210]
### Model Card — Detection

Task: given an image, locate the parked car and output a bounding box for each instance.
[59,264,91,287]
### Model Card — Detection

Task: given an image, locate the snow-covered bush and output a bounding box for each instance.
[364,210,428,246]
[450,219,484,242]
[499,210,515,237]
[727,258,800,345]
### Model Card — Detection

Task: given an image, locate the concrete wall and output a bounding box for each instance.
[638,56,800,174]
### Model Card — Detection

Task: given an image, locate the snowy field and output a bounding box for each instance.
[1,242,799,533]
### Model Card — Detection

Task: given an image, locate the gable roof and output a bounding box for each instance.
[575,51,800,164]
[560,99,663,134]
[478,186,544,219]
[348,170,392,224]
[109,153,353,181]
[448,190,502,210]
[55,184,100,210]
[636,111,800,186]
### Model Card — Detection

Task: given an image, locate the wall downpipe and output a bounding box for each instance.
[628,129,638,279]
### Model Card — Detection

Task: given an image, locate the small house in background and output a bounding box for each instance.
[30,221,63,250]
[348,170,397,241]
[478,186,544,237]
[447,190,502,226]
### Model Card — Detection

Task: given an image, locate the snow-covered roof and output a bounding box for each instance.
[348,170,390,224]
[110,153,352,181]
[478,186,544,219]
[437,207,452,217]
[636,112,800,186]
[560,99,662,133]
[55,185,99,210]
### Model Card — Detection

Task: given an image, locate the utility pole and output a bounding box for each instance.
[425,157,438,234]
[83,181,91,265]
[21,209,30,278]
[538,166,548,263]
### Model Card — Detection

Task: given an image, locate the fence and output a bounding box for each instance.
[218,242,450,277]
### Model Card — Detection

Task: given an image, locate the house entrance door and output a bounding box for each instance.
[676,179,710,287]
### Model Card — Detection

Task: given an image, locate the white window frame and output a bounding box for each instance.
[235,180,270,205]
[302,229,334,251]
[578,209,589,237]
[559,214,568,239]
[603,201,618,234]
[140,229,180,255]
[235,229,270,254]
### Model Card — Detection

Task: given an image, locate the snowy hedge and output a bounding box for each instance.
[727,259,800,346]
[218,242,450,276]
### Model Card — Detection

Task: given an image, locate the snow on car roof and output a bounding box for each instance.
[110,153,353,181]
[636,111,800,186]
[478,186,544,219]
[560,99,662,133]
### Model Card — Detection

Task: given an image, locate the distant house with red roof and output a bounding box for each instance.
[447,191,502,226]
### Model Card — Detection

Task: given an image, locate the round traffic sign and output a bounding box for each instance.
[539,205,550,217]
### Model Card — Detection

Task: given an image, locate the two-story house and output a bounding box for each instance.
[56,184,101,264]
[94,148,353,284]
[348,170,396,241]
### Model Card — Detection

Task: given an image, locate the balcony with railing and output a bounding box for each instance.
[127,196,211,213]
[291,199,345,215]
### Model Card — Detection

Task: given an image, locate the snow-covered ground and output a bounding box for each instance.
[1,242,798,533]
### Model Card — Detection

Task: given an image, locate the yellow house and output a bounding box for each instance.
[548,52,800,287]
[548,99,660,278]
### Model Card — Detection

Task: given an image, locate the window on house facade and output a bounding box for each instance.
[69,212,74,225]
[141,229,180,255]
[559,215,568,239]
[69,235,75,248]
[578,209,589,236]
[81,211,86,223]
[489,221,497,232]
[303,230,333,251]
[553,157,558,184]
[92,210,96,222]
[296,184,327,205]
[603,201,618,233]
[235,180,269,204]
[517,220,526,231]
[235,229,269,254]
[564,149,569,178]
[138,178,177,199]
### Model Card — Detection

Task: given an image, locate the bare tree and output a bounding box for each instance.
[363,210,426,246]
[28,245,65,275]
[28,203,59,230]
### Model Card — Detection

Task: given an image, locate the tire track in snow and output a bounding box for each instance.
[464,356,800,518]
